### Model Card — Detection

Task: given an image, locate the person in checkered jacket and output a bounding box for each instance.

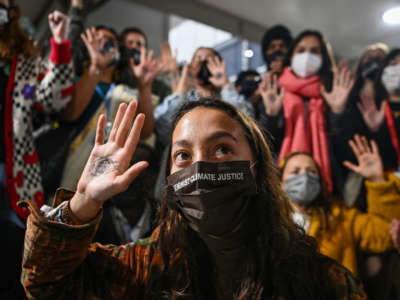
[0,0,74,298]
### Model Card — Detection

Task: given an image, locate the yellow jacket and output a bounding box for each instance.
[365,172,400,221]
[308,203,392,276]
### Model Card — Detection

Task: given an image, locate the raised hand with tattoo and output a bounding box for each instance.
[69,102,149,223]
[343,134,385,183]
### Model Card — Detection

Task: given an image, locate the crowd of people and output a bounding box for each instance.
[1,0,400,299]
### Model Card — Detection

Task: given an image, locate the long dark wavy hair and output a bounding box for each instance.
[146,99,340,299]
[283,30,334,91]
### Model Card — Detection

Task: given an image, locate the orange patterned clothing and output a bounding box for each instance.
[21,189,367,300]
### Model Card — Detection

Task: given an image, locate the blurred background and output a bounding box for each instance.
[18,0,400,78]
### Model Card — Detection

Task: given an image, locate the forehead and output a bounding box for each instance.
[285,154,318,170]
[124,32,145,41]
[97,29,117,40]
[194,48,215,58]
[296,35,320,47]
[172,107,246,142]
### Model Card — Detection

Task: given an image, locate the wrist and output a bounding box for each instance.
[369,172,386,183]
[330,104,346,114]
[69,192,102,224]
[89,64,103,79]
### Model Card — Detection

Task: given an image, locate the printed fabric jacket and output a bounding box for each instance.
[5,38,74,219]
[21,190,367,300]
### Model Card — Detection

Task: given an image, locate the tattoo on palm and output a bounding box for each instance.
[90,157,119,177]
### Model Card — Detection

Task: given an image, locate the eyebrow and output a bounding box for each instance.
[172,131,238,148]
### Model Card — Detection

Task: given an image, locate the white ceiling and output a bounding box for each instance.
[198,0,400,58]
[17,0,400,59]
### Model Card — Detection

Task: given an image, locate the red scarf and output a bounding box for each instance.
[278,67,332,192]
[385,103,400,166]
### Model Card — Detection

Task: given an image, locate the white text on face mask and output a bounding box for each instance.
[173,172,244,191]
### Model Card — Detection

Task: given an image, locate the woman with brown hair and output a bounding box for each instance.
[0,1,73,298]
[21,98,367,299]
[279,149,399,277]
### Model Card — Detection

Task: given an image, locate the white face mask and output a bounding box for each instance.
[291,52,322,78]
[382,63,400,95]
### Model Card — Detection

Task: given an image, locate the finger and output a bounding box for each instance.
[333,69,340,87]
[355,134,368,154]
[320,84,327,98]
[370,140,380,156]
[379,100,387,114]
[95,114,106,145]
[108,103,128,142]
[114,161,149,191]
[343,161,359,173]
[140,47,146,64]
[265,73,272,90]
[356,101,365,114]
[272,74,278,94]
[147,50,154,62]
[81,33,89,49]
[125,113,145,157]
[348,138,362,158]
[279,87,286,98]
[115,101,138,147]
[361,136,371,153]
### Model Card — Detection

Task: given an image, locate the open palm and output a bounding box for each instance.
[72,102,149,222]
[260,72,285,116]
[343,134,384,182]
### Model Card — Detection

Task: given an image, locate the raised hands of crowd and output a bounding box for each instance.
[81,27,119,76]
[70,101,149,223]
[207,56,230,88]
[259,72,285,116]
[131,48,163,87]
[321,66,354,114]
[343,134,385,183]
[48,10,70,44]
[357,94,387,132]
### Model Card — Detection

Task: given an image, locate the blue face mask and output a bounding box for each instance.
[285,172,321,206]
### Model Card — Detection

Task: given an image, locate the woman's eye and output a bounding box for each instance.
[215,145,232,156]
[176,152,190,162]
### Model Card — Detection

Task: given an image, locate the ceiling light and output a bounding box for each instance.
[383,6,400,25]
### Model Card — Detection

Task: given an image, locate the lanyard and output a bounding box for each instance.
[95,83,116,136]
[385,102,400,165]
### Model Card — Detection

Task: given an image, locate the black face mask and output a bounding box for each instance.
[122,47,141,66]
[0,3,10,27]
[197,60,212,86]
[265,50,285,69]
[165,161,257,251]
[100,39,120,66]
[360,59,382,80]
[240,77,261,98]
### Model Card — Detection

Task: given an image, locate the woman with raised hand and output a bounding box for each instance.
[280,151,398,278]
[154,47,253,147]
[344,134,400,300]
[22,99,367,299]
[258,30,354,194]
[0,1,73,297]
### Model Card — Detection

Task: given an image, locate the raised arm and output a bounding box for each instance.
[22,102,152,299]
